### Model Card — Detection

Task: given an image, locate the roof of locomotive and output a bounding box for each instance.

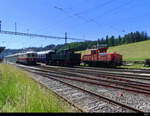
[37,50,55,55]
[5,54,17,58]
[5,51,37,58]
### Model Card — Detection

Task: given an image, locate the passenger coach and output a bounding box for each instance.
[37,50,55,64]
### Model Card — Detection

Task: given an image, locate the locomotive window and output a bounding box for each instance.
[93,51,96,54]
[27,54,31,57]
[31,54,34,57]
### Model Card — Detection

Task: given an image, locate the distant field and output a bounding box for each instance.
[77,40,150,61]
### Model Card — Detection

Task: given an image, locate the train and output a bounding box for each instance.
[5,51,37,65]
[0,47,5,62]
[4,46,122,67]
[37,49,81,66]
[37,50,55,64]
[81,46,122,67]
[0,55,4,62]
[5,48,81,66]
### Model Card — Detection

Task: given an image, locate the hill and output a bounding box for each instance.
[108,40,150,61]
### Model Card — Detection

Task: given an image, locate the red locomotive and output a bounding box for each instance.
[81,45,122,67]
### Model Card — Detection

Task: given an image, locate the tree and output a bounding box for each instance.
[118,35,122,45]
[106,35,109,45]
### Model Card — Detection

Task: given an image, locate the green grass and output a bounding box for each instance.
[108,40,150,61]
[0,63,74,112]
[76,49,91,57]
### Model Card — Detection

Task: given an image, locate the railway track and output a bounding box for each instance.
[17,65,142,113]
[7,62,150,112]
[34,64,150,112]
[28,65,150,96]
[39,64,150,82]
[13,63,150,112]
[76,66,150,74]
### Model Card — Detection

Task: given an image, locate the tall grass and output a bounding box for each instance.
[0,63,74,112]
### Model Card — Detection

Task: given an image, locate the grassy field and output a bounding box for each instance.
[0,63,74,112]
[108,40,150,61]
[77,40,150,61]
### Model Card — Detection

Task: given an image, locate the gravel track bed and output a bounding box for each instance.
[27,71,134,113]
[55,77,150,112]
[45,68,150,88]
[34,66,150,93]
[24,65,150,112]
[40,65,150,84]
[78,66,150,74]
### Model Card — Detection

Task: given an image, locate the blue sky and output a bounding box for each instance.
[0,0,150,49]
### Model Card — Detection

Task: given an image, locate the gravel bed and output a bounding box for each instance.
[40,66,150,85]
[27,71,133,113]
[56,77,150,112]
[61,69,150,84]
[22,65,150,112]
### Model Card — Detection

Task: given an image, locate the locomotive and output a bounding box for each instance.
[5,51,37,65]
[37,48,81,66]
[0,55,4,62]
[0,47,5,62]
[16,51,37,65]
[81,45,122,67]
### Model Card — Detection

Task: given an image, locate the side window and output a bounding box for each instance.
[28,54,31,57]
[93,51,96,54]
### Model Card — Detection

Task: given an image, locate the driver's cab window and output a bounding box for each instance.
[93,51,96,54]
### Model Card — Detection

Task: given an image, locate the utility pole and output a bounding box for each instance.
[65,32,67,44]
[15,22,17,34]
[97,38,100,49]
[65,32,69,49]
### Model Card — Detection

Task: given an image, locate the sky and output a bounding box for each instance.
[0,0,150,49]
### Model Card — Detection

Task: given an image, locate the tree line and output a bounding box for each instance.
[98,31,149,47]
[57,31,149,52]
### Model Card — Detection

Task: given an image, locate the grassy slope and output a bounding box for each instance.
[0,63,74,112]
[108,40,150,61]
[77,40,150,61]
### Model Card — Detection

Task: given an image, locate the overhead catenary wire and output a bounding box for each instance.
[53,0,133,33]
[34,0,122,39]
[0,30,87,41]
[88,0,134,22]
[74,0,117,16]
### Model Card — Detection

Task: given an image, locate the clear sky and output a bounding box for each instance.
[0,0,150,49]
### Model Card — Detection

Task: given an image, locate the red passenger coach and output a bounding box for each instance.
[82,46,122,67]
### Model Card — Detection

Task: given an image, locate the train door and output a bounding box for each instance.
[91,50,98,61]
